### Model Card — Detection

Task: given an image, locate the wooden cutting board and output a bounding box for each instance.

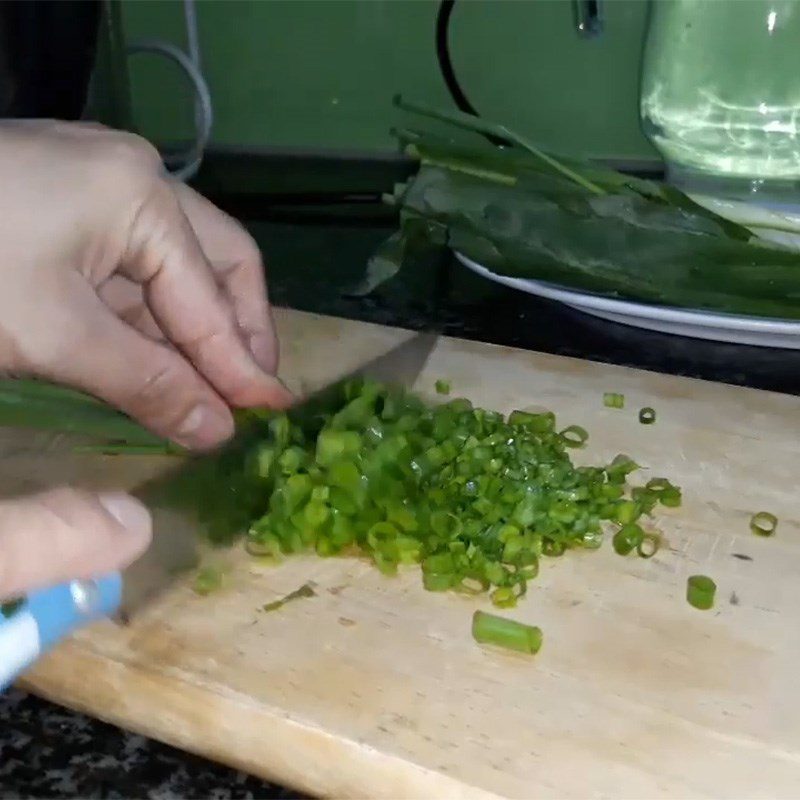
[5,308,800,799]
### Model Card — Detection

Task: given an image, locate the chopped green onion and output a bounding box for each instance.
[490,586,522,608]
[245,534,283,560]
[614,500,639,525]
[0,373,686,632]
[192,565,224,596]
[613,523,645,556]
[262,582,316,612]
[559,425,588,448]
[639,407,656,425]
[606,454,639,484]
[659,487,682,508]
[603,392,625,409]
[687,575,716,610]
[471,610,542,655]
[637,533,661,559]
[435,379,451,395]
[218,378,681,613]
[645,478,682,508]
[750,511,778,537]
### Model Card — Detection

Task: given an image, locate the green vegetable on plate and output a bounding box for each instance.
[357,97,800,321]
[603,392,625,409]
[435,379,451,395]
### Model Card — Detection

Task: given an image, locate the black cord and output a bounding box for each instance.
[435,0,508,147]
[435,0,479,117]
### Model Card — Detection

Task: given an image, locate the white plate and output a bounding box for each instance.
[455,252,800,350]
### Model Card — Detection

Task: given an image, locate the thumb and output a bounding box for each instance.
[0,487,151,601]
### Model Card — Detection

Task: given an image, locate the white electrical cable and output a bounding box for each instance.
[125,0,211,182]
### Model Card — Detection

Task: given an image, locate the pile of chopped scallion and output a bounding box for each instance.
[244,379,681,610]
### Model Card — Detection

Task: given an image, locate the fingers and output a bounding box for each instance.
[0,487,151,600]
[173,182,279,374]
[38,279,236,450]
[97,275,165,342]
[120,185,292,410]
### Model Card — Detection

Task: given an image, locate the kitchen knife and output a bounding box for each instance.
[0,330,437,690]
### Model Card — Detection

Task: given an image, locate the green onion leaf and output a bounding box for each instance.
[603,392,625,409]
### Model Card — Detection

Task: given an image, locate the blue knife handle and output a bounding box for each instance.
[0,572,122,691]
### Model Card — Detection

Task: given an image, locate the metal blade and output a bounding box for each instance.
[117,330,438,621]
[287,331,438,429]
[118,410,271,620]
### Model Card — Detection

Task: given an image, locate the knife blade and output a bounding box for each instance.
[118,330,438,621]
[0,331,438,689]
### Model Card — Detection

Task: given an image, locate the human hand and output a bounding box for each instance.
[0,487,151,601]
[0,120,292,452]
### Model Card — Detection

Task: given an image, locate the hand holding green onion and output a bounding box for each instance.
[0,120,295,602]
[0,121,291,453]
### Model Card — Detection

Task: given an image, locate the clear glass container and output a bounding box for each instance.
[640,0,800,204]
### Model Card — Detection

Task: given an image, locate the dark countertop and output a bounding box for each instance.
[2,206,799,799]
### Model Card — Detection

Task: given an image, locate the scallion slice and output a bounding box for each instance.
[750,511,778,537]
[639,407,656,425]
[435,379,451,395]
[193,565,224,596]
[472,610,542,655]
[613,523,644,556]
[559,425,588,448]
[687,575,716,610]
[603,392,625,409]
[637,533,661,559]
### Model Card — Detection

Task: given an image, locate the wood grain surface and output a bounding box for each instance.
[6,308,800,799]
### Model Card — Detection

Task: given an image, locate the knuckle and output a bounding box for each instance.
[125,355,199,432]
[239,239,263,271]
[98,131,163,177]
[232,224,263,266]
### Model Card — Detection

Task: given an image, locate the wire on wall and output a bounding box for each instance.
[126,0,211,181]
[435,0,508,147]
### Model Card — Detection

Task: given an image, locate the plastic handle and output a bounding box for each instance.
[0,572,122,691]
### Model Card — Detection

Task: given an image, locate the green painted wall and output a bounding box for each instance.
[120,0,658,161]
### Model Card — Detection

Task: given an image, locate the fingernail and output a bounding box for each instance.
[248,332,278,374]
[268,378,296,409]
[175,404,233,449]
[98,492,152,539]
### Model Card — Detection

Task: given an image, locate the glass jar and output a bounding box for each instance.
[640,0,800,203]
